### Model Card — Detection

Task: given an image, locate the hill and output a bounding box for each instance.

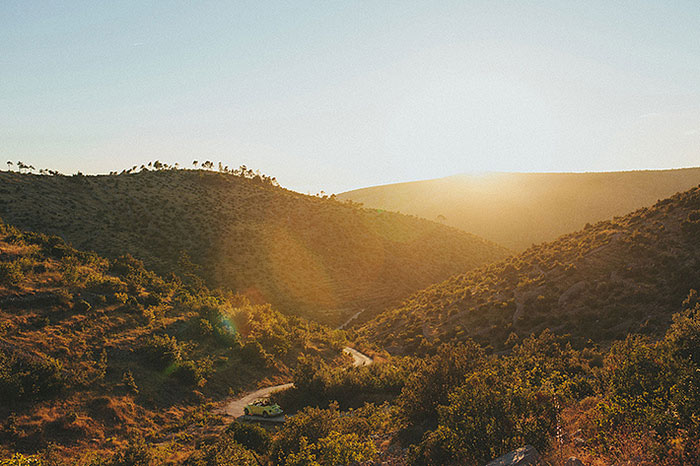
[362,184,700,353]
[0,168,508,326]
[4,215,698,465]
[338,168,700,250]
[0,218,346,459]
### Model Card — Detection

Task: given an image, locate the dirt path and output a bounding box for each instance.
[220,383,294,418]
[337,309,365,330]
[343,346,372,367]
[219,346,372,419]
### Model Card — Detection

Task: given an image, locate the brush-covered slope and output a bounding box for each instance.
[338,168,700,250]
[0,218,345,458]
[0,169,509,325]
[363,184,700,354]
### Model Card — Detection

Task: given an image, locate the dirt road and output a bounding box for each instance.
[343,346,372,367]
[219,346,372,419]
[220,382,294,418]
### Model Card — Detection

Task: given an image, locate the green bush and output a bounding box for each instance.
[587,300,700,463]
[0,348,64,402]
[183,433,258,466]
[98,438,153,466]
[271,402,382,466]
[225,421,271,455]
[141,334,181,369]
[398,341,485,434]
[239,341,271,366]
[285,354,416,410]
[411,368,556,465]
[271,404,340,464]
[174,359,210,387]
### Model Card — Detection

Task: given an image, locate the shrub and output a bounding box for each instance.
[271,404,341,464]
[183,433,258,466]
[225,421,271,454]
[141,335,181,369]
[99,438,153,466]
[398,341,485,433]
[122,371,139,394]
[239,341,271,366]
[411,368,556,465]
[0,348,64,402]
[0,261,24,287]
[174,359,210,387]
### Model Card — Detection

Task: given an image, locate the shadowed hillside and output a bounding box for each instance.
[0,168,508,325]
[338,168,700,250]
[362,184,700,353]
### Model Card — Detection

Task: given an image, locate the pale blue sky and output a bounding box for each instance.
[2,1,700,193]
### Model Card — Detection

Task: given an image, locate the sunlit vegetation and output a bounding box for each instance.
[273,353,418,411]
[3,177,700,465]
[338,168,700,250]
[2,215,700,463]
[364,185,700,352]
[0,218,346,461]
[0,166,508,326]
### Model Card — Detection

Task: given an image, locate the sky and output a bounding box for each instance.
[2,1,700,194]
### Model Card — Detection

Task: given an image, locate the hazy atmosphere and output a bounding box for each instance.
[3,3,700,466]
[3,1,700,192]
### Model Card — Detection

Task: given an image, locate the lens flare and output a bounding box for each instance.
[218,314,238,338]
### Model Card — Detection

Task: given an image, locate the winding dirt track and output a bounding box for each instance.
[219,346,372,419]
[342,346,372,367]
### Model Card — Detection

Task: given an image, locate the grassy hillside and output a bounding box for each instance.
[0,218,346,460]
[3,215,699,465]
[362,184,700,353]
[338,168,700,250]
[0,168,508,326]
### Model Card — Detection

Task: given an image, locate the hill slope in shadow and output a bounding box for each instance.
[0,169,509,325]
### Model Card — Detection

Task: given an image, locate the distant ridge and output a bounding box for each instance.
[338,167,700,250]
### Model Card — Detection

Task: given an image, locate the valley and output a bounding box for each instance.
[1,168,699,465]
